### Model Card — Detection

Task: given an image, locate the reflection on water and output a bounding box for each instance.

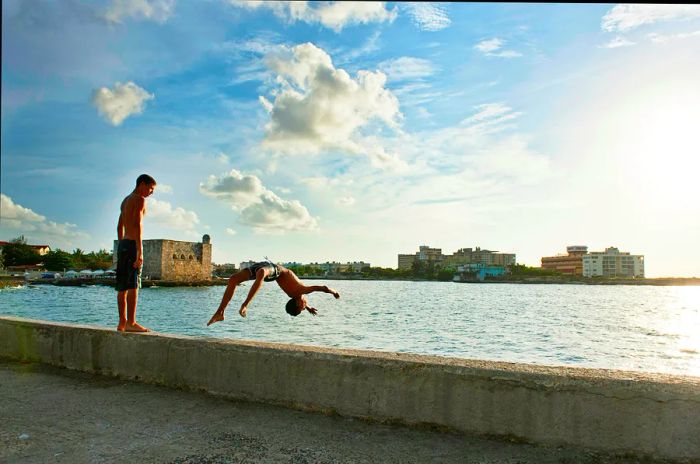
[1,281,698,376]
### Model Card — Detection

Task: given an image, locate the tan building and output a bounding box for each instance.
[113,235,212,281]
[399,245,515,270]
[541,246,588,275]
[398,245,444,270]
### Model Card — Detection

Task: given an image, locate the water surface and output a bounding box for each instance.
[1,281,698,376]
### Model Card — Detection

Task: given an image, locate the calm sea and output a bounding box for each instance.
[1,281,698,376]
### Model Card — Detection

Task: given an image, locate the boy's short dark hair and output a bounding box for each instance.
[285,298,302,316]
[136,174,156,187]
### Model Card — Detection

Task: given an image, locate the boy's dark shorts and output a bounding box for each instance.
[115,239,141,291]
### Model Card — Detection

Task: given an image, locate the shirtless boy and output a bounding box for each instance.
[116,174,156,332]
[207,261,340,326]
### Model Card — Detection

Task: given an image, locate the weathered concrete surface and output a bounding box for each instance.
[1,316,699,462]
[0,360,678,464]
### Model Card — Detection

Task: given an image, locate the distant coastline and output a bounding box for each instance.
[5,275,699,287]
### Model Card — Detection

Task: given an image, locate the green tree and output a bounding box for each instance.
[43,249,74,271]
[1,237,41,266]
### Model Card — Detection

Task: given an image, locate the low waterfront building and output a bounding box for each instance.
[113,235,212,282]
[213,263,238,277]
[0,241,51,255]
[582,247,644,278]
[541,246,588,275]
[453,263,507,282]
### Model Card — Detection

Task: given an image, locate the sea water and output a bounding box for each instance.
[1,281,698,376]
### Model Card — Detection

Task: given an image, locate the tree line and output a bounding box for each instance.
[1,236,113,271]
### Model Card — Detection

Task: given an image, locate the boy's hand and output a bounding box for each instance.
[239,305,247,317]
[324,286,340,299]
[307,306,318,316]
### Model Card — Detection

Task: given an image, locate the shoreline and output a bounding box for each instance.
[10,275,700,287]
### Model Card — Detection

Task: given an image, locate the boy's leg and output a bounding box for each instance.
[117,290,127,331]
[125,288,149,332]
[207,271,247,326]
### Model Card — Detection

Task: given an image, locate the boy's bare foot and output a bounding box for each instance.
[124,322,150,333]
[207,310,224,326]
[117,321,127,331]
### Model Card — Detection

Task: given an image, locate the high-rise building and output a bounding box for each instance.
[582,247,644,278]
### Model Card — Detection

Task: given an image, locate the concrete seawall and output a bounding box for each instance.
[1,316,698,461]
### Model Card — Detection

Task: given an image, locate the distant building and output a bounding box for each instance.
[582,247,644,278]
[213,263,238,277]
[541,245,588,275]
[444,247,516,268]
[0,241,51,255]
[398,245,515,270]
[454,263,508,282]
[113,235,212,281]
[397,245,444,270]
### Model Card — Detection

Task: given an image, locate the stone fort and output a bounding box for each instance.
[112,235,212,281]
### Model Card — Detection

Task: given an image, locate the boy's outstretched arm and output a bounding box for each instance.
[303,285,340,299]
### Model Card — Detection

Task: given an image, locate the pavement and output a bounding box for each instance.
[0,360,675,464]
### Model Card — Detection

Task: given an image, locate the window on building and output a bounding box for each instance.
[180,254,186,259]
[173,254,177,259]
[189,255,193,260]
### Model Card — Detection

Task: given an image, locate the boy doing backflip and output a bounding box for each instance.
[115,174,156,332]
[207,261,340,326]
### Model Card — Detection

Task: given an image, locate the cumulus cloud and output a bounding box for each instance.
[0,194,90,245]
[602,5,700,32]
[259,42,402,168]
[403,3,451,31]
[91,81,154,126]
[474,38,522,58]
[230,1,396,32]
[105,0,175,23]
[225,228,237,236]
[378,57,435,81]
[200,169,318,232]
[648,30,700,44]
[146,198,200,233]
[157,183,173,194]
[600,36,636,48]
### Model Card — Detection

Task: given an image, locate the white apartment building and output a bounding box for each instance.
[582,247,644,278]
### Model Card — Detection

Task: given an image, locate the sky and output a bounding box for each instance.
[2,1,700,277]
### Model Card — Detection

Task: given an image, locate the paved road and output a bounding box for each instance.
[0,360,671,464]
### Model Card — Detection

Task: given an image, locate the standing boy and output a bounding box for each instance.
[116,174,156,332]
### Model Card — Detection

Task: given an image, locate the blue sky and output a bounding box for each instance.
[2,2,700,277]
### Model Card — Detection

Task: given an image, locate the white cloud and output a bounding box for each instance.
[146,198,200,233]
[600,36,636,49]
[91,81,154,126]
[301,176,354,189]
[648,30,700,44]
[259,43,402,168]
[157,183,173,194]
[105,0,175,24]
[403,3,451,31]
[225,228,237,236]
[602,5,700,32]
[217,153,230,164]
[230,1,396,32]
[474,38,522,58]
[336,196,356,206]
[0,194,90,246]
[378,57,435,81]
[200,169,318,232]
